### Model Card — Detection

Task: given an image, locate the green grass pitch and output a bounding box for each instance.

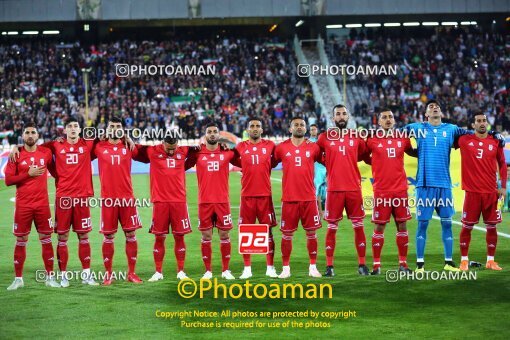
[1,172,509,339]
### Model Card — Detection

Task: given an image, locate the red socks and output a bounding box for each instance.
[57,240,69,272]
[306,233,318,265]
[486,225,497,257]
[352,219,366,265]
[201,239,212,272]
[459,224,473,257]
[371,229,384,268]
[220,238,231,272]
[78,238,91,270]
[125,236,138,274]
[14,240,27,277]
[325,225,337,266]
[102,237,114,274]
[396,231,409,264]
[243,254,251,266]
[173,234,186,272]
[153,235,166,273]
[266,235,275,266]
[40,236,54,274]
[281,234,293,266]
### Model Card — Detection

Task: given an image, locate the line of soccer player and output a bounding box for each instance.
[5,101,507,289]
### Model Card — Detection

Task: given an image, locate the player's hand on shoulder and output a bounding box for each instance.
[488,130,506,147]
[55,137,65,143]
[9,145,20,162]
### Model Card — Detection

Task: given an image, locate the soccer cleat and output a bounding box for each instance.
[7,278,24,291]
[176,271,189,280]
[201,271,213,280]
[82,275,99,286]
[324,266,335,277]
[278,266,291,279]
[443,264,461,272]
[239,267,252,279]
[486,260,502,271]
[265,266,278,278]
[60,278,70,288]
[370,267,381,275]
[309,266,322,278]
[221,270,235,280]
[358,265,370,276]
[127,273,143,284]
[103,273,114,286]
[460,260,469,271]
[399,265,412,273]
[45,276,61,288]
[148,272,164,282]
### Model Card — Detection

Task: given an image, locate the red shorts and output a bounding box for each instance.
[324,191,365,224]
[198,203,232,231]
[100,205,142,235]
[13,205,53,237]
[239,196,277,227]
[280,201,321,233]
[372,191,412,224]
[55,197,92,234]
[461,191,502,225]
[150,202,192,235]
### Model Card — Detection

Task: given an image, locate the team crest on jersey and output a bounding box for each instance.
[375,211,379,218]
[177,154,182,159]
[349,140,354,146]
[30,157,34,162]
[443,131,447,137]
[489,145,493,151]
[340,138,344,142]
[70,147,74,152]
[388,140,392,145]
[220,154,224,161]
[40,159,45,165]
[306,151,310,158]
[295,150,300,154]
[479,142,483,146]
[79,147,84,153]
[211,154,215,158]
[253,147,257,151]
[159,154,163,158]
[397,141,401,147]
[262,148,266,154]
[122,148,127,155]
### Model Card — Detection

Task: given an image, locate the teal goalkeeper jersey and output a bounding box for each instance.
[404,122,468,189]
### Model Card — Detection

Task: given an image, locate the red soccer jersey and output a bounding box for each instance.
[317,132,366,191]
[234,139,275,197]
[5,146,53,207]
[194,145,235,204]
[458,134,507,193]
[147,144,190,203]
[274,139,321,202]
[46,139,95,198]
[94,141,137,198]
[366,137,412,192]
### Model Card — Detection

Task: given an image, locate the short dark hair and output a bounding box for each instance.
[310,124,318,129]
[378,108,393,118]
[109,116,123,124]
[205,122,219,130]
[23,122,37,132]
[290,116,305,124]
[332,104,347,112]
[164,136,178,144]
[65,116,79,127]
[470,110,486,125]
[247,117,263,127]
[425,100,440,109]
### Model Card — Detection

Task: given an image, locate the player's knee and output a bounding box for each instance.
[17,236,29,242]
[58,233,69,241]
[305,230,316,237]
[396,222,407,232]
[125,231,136,238]
[201,230,212,241]
[104,234,115,240]
[77,233,89,240]
[351,218,364,228]
[375,224,386,232]
[219,230,230,240]
[38,233,51,241]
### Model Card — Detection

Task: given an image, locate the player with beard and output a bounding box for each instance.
[5,123,60,290]
[457,112,507,271]
[187,123,238,280]
[232,118,278,279]
[272,117,323,279]
[317,105,370,276]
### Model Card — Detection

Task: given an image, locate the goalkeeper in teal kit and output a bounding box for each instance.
[404,100,504,272]
[309,125,327,216]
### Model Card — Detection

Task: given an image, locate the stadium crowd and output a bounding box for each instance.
[0,38,319,144]
[328,27,510,132]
